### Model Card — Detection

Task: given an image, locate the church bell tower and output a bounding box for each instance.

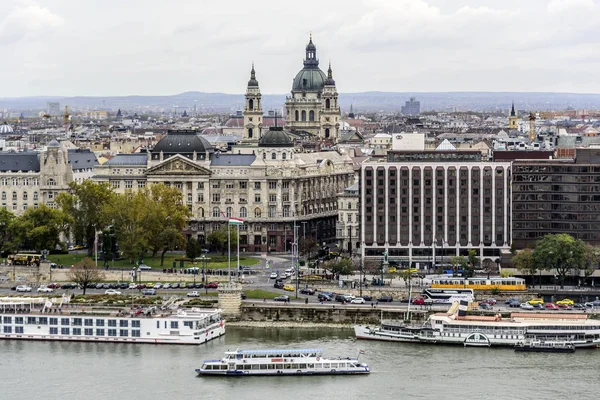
[243,63,263,141]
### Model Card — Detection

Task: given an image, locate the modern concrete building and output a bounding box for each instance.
[360,150,511,270]
[512,147,600,248]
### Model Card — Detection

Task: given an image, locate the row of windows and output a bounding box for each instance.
[0,178,40,186]
[110,181,147,189]
[1,316,141,327]
[34,327,143,337]
[1,191,39,201]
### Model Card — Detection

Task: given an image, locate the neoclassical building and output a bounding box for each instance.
[0,140,97,215]
[94,129,355,253]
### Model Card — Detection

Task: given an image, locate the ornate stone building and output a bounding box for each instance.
[242,64,263,142]
[0,140,96,215]
[94,129,355,253]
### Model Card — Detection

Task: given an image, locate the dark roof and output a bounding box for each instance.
[210,154,256,167]
[152,130,214,155]
[292,67,326,92]
[104,153,148,165]
[68,149,98,170]
[258,127,294,147]
[0,152,40,172]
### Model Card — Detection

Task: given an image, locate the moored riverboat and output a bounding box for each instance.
[0,296,224,345]
[514,340,575,353]
[355,301,600,349]
[196,348,370,376]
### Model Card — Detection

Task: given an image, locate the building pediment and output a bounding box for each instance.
[146,155,212,176]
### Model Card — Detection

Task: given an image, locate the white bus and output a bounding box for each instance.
[421,288,474,304]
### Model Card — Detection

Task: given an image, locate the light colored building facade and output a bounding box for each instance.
[336,182,360,255]
[94,129,355,253]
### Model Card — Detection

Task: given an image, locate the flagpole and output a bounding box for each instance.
[228,222,231,282]
[236,224,240,274]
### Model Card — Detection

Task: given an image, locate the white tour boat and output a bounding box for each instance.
[355,301,600,348]
[196,348,370,376]
[0,296,225,345]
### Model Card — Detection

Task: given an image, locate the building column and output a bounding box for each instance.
[467,167,472,246]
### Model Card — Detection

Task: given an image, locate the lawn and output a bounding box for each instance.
[47,252,260,270]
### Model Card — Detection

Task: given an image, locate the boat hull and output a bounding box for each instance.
[196,369,370,376]
[515,346,575,353]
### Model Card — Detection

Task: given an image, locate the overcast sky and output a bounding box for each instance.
[1,0,599,97]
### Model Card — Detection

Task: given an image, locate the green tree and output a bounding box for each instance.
[186,237,201,260]
[207,225,238,255]
[11,205,71,252]
[68,257,105,295]
[533,233,585,288]
[145,184,191,266]
[512,248,537,287]
[464,249,479,278]
[104,191,149,263]
[299,237,318,259]
[329,258,354,276]
[0,208,16,254]
[56,181,115,256]
[451,256,467,274]
[581,244,599,286]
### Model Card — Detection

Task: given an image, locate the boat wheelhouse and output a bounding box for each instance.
[0,296,224,345]
[196,348,370,376]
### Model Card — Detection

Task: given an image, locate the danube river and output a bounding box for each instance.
[2,327,598,400]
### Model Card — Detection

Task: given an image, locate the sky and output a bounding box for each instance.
[1,0,599,97]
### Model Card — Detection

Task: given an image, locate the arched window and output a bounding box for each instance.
[301,110,306,121]
[240,207,247,218]
[23,192,28,200]
[309,110,315,121]
[225,207,232,217]
[48,178,56,186]
[295,110,299,121]
[12,192,17,201]
[254,208,261,218]
[249,99,254,110]
[326,99,331,109]
[348,202,352,209]
[212,207,220,218]
[33,191,38,201]
[271,153,276,160]
[325,128,330,138]
[248,128,253,138]
[282,152,287,160]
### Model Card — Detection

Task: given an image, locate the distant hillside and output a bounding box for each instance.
[2,91,600,114]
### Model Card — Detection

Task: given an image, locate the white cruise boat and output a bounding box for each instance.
[355,301,600,348]
[196,348,370,376]
[0,296,224,345]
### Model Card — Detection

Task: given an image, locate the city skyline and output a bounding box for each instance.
[1,0,599,97]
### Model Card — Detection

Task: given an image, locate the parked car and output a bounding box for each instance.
[186,283,195,289]
[377,295,393,302]
[300,288,315,295]
[573,303,586,309]
[505,298,519,304]
[119,283,129,289]
[362,295,373,302]
[532,303,545,309]
[37,286,53,293]
[508,300,521,308]
[16,285,32,292]
[270,272,279,279]
[350,297,365,304]
[274,295,290,302]
[205,282,219,289]
[141,288,156,295]
[558,304,573,310]
[137,264,152,271]
[163,283,172,289]
[172,283,180,289]
[194,283,204,289]
[274,282,285,289]
[153,283,162,289]
[556,298,574,305]
[545,303,559,310]
[317,294,331,302]
[105,289,121,295]
[485,298,497,305]
[187,291,200,297]
[61,283,77,289]
[201,249,210,254]
[335,294,347,303]
[479,303,492,310]
[520,303,534,310]
[47,283,61,289]
[528,298,544,305]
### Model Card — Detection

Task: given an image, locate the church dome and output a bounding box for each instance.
[153,130,214,155]
[258,127,294,147]
[292,36,327,92]
[47,139,61,148]
[0,123,13,134]
[292,68,327,92]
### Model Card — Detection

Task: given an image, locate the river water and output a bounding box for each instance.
[2,327,598,400]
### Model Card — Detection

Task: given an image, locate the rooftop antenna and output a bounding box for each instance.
[274,111,278,128]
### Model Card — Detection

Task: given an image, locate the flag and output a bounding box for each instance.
[228,218,244,226]
[45,299,53,308]
[359,350,365,354]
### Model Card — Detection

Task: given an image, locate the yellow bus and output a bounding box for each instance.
[7,253,42,266]
[431,277,526,291]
